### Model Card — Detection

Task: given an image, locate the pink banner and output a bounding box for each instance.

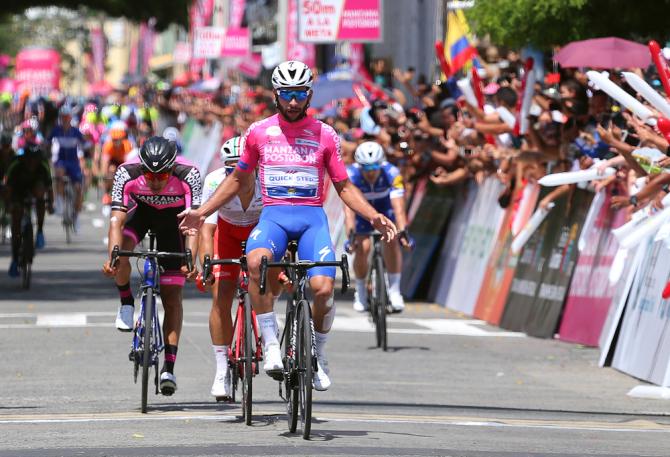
[129,31,139,75]
[90,26,106,82]
[189,0,214,75]
[298,0,382,42]
[558,191,627,346]
[237,53,262,79]
[139,21,156,76]
[15,48,61,94]
[230,0,246,28]
[349,43,371,80]
[221,28,250,57]
[338,0,382,41]
[287,0,316,67]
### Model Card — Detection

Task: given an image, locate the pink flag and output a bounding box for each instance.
[230,0,246,28]
[90,26,106,82]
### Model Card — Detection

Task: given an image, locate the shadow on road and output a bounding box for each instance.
[1,269,117,301]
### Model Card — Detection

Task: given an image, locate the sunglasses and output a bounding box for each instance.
[277,89,310,102]
[143,171,171,181]
[361,164,381,172]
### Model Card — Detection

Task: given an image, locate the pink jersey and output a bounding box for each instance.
[237,114,348,206]
[110,156,202,212]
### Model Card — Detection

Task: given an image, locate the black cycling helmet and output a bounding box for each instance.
[139,136,177,173]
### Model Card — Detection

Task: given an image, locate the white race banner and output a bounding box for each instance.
[193,27,226,59]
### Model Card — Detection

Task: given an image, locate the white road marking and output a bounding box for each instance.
[0,410,667,434]
[0,312,523,337]
[35,313,87,327]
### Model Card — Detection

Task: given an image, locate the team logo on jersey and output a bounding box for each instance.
[302,129,315,137]
[266,126,282,137]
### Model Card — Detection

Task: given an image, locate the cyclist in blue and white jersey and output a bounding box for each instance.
[50,106,86,228]
[344,141,413,313]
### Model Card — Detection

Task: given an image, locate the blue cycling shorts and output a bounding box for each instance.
[355,201,395,235]
[245,205,336,278]
[55,160,83,184]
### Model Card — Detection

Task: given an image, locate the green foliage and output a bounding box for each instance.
[468,0,670,49]
[4,0,189,30]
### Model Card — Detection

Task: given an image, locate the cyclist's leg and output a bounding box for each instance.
[380,209,404,311]
[245,208,288,373]
[113,206,144,329]
[155,209,187,378]
[54,162,66,200]
[210,221,250,346]
[8,196,23,274]
[68,163,84,215]
[245,210,288,315]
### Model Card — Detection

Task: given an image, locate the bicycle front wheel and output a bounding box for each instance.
[369,264,381,348]
[284,297,299,433]
[242,294,253,425]
[374,256,388,352]
[141,290,154,413]
[297,300,313,439]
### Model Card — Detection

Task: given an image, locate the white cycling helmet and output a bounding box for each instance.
[271,61,313,90]
[162,126,180,143]
[354,141,385,167]
[220,136,244,165]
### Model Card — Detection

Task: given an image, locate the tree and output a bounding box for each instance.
[4,0,189,30]
[468,0,670,49]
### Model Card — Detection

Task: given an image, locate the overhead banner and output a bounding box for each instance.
[221,28,250,57]
[15,48,61,95]
[298,0,383,43]
[193,26,226,59]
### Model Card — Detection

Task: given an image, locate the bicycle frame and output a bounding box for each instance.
[131,255,164,388]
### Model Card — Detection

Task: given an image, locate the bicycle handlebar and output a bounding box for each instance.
[201,255,246,288]
[259,255,350,296]
[111,245,193,272]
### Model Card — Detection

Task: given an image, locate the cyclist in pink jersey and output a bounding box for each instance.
[180,61,396,391]
[103,136,200,396]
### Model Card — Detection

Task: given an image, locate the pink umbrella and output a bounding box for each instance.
[554,37,651,69]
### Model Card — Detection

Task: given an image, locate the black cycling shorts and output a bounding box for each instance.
[122,203,186,284]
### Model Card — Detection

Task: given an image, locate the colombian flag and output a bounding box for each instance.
[445,10,478,76]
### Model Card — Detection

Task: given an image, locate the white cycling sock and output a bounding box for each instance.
[212,345,228,374]
[257,311,279,348]
[315,331,328,359]
[355,278,367,303]
[388,273,402,296]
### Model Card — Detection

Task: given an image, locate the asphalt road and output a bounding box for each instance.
[1,201,669,457]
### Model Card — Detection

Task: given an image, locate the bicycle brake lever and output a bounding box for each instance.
[340,254,350,294]
[202,255,211,287]
[259,256,268,295]
[185,249,193,273]
[111,245,120,268]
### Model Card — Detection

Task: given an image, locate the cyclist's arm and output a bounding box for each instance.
[333,178,382,222]
[107,209,127,256]
[196,168,252,218]
[198,222,216,267]
[344,205,356,234]
[390,196,407,232]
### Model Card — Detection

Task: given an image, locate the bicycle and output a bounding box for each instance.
[110,231,193,414]
[201,241,262,426]
[17,197,35,290]
[259,244,350,439]
[60,175,76,244]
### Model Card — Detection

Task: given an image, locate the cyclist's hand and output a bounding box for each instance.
[344,239,357,254]
[46,200,55,215]
[178,207,204,237]
[195,273,214,292]
[181,264,198,281]
[398,230,415,251]
[102,260,117,278]
[370,213,397,242]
